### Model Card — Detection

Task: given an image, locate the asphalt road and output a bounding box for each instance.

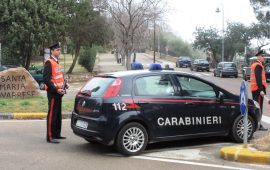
[0,120,269,170]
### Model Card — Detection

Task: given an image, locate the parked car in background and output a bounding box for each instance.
[175,56,191,68]
[214,62,238,78]
[0,65,18,71]
[242,56,270,82]
[190,59,210,72]
[29,65,44,86]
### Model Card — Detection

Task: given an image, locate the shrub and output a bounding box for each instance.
[79,47,97,72]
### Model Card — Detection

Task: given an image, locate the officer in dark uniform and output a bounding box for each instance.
[43,42,68,143]
[250,48,268,131]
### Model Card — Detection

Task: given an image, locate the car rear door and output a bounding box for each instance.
[133,74,183,138]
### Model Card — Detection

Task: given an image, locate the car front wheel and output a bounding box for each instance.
[230,115,255,143]
[116,122,148,156]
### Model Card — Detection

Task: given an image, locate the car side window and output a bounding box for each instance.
[135,75,174,96]
[176,76,216,98]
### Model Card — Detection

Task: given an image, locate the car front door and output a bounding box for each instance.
[171,74,232,135]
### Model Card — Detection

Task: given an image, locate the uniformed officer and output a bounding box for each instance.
[43,42,68,143]
[250,48,268,131]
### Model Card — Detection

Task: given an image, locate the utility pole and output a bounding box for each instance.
[153,18,156,63]
[216,5,224,62]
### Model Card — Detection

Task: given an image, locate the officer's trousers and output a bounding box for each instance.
[47,92,62,141]
[252,90,264,116]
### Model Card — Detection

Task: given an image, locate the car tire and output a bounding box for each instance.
[235,74,238,78]
[116,122,148,156]
[230,115,255,143]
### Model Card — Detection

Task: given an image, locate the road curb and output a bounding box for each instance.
[220,144,270,164]
[0,112,71,120]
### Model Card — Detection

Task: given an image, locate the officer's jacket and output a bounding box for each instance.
[43,57,64,93]
[250,61,267,91]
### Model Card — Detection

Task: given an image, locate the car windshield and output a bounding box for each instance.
[80,77,115,97]
[180,57,190,61]
[224,63,236,68]
[198,60,208,64]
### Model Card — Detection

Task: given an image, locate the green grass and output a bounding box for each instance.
[0,96,74,113]
[31,54,88,74]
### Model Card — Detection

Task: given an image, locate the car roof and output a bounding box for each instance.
[249,56,270,60]
[97,70,195,78]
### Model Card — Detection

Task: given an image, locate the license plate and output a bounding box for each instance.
[76,120,88,129]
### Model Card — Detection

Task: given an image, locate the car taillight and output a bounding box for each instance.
[103,78,122,98]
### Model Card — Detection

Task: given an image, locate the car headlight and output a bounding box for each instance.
[253,100,260,109]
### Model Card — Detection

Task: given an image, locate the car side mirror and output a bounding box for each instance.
[218,92,224,103]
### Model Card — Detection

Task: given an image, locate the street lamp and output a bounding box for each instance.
[216,5,224,62]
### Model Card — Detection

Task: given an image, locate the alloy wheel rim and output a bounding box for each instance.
[122,127,145,153]
[236,117,253,139]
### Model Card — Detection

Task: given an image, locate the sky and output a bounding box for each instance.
[166,0,258,42]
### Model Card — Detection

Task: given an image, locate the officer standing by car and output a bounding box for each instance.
[250,48,268,131]
[43,42,68,143]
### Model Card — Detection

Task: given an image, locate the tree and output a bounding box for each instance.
[225,22,252,61]
[0,0,66,69]
[250,0,270,46]
[250,0,270,23]
[193,27,221,63]
[193,22,253,62]
[66,0,110,74]
[105,0,165,70]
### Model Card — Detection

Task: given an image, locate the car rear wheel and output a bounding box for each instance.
[230,115,255,143]
[116,122,148,156]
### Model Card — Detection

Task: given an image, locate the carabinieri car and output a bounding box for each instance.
[71,69,261,156]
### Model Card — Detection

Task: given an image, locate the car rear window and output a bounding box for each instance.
[80,76,115,97]
[224,63,236,68]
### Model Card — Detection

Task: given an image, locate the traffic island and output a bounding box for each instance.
[220,144,270,164]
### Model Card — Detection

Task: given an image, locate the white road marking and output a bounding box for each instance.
[262,115,270,124]
[131,156,252,170]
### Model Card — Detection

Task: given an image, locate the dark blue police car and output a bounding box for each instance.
[71,68,261,156]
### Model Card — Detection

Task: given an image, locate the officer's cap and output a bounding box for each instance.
[255,44,270,56]
[49,42,61,50]
[255,49,267,56]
